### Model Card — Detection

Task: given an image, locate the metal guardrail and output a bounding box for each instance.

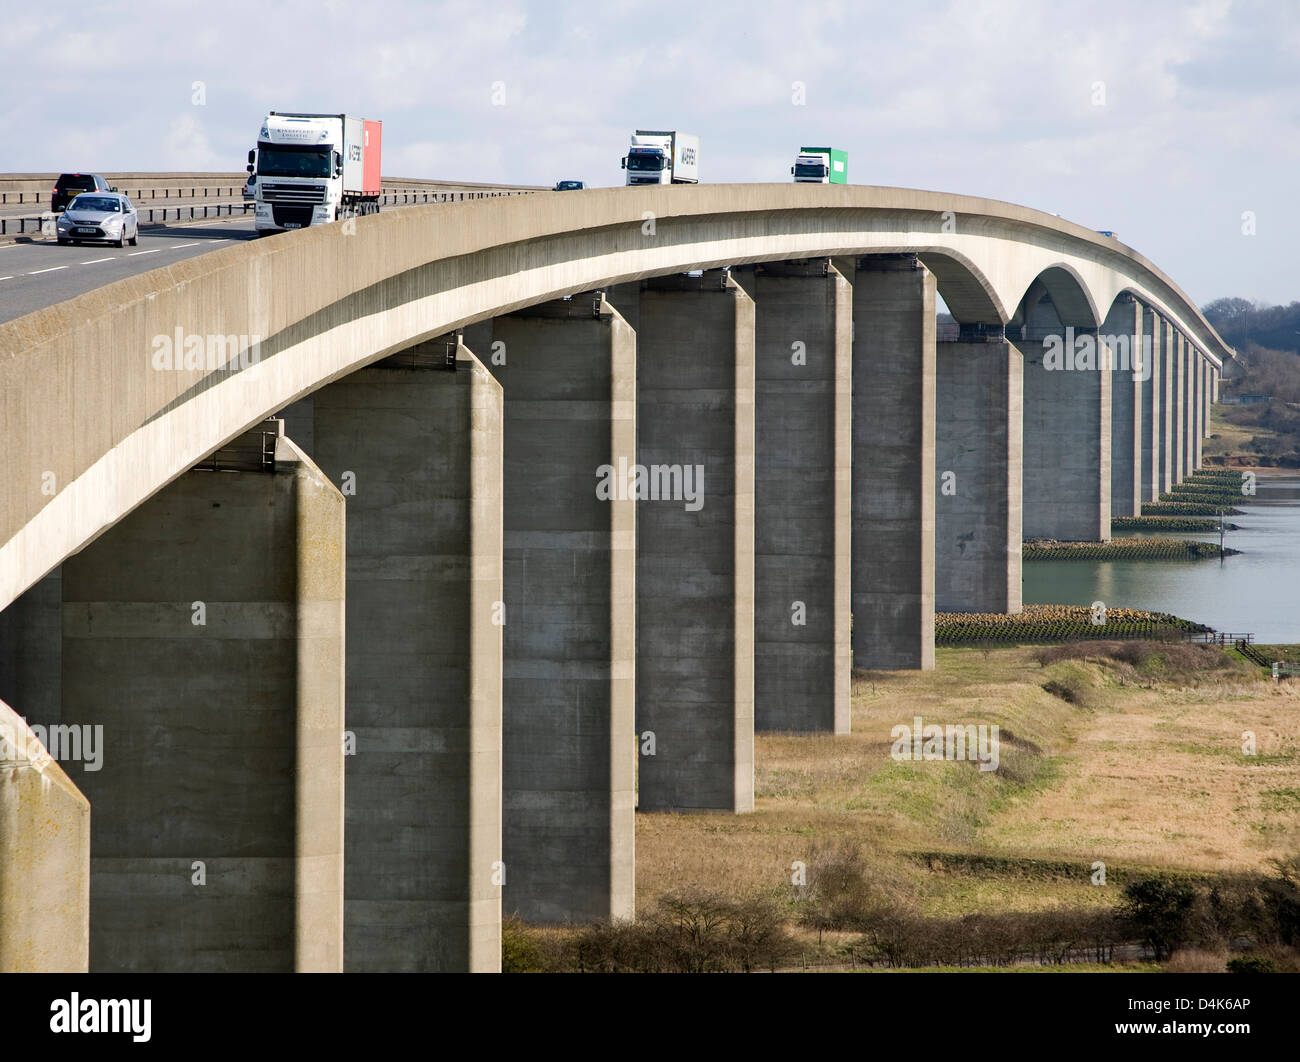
[1,189,535,236]
[1182,631,1254,645]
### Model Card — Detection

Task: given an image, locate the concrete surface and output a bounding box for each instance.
[486,298,636,923]
[59,422,344,972]
[935,339,1023,614]
[1105,296,1143,518]
[628,270,755,812]
[309,346,503,972]
[852,256,936,670]
[753,261,851,733]
[1019,294,1110,541]
[0,696,90,972]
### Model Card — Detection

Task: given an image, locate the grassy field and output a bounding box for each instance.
[507,644,1300,971]
[635,644,1300,921]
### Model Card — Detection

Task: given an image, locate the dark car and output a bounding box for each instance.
[52,173,114,212]
[553,180,585,191]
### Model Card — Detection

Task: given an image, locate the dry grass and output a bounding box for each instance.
[635,645,1300,917]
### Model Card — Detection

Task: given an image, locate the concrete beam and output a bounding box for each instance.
[0,697,90,972]
[1018,296,1111,541]
[484,297,636,924]
[59,424,345,971]
[310,344,504,972]
[851,256,936,669]
[753,261,851,733]
[935,339,1023,614]
[625,270,755,812]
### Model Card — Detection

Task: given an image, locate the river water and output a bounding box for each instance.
[1023,472,1300,643]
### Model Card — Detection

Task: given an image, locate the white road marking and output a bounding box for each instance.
[171,242,199,248]
[0,275,12,281]
[81,257,115,264]
[127,249,159,257]
[27,265,67,274]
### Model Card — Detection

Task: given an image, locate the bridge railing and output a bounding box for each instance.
[1,190,539,235]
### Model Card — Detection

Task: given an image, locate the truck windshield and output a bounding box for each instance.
[795,163,828,178]
[627,154,667,171]
[257,146,332,178]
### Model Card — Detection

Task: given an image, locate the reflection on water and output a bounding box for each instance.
[1023,474,1300,642]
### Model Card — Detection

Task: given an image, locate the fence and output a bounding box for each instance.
[0,188,536,236]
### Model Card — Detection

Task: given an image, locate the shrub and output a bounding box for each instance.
[1123,876,1197,960]
[1226,955,1275,973]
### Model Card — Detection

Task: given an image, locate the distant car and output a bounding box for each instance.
[553,180,584,191]
[56,193,138,247]
[51,173,113,212]
[243,175,257,200]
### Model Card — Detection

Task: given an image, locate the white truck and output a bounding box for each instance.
[249,112,382,235]
[621,130,700,186]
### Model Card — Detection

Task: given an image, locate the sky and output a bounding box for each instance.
[4,0,1298,306]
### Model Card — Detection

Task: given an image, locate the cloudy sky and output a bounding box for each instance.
[5,0,1298,305]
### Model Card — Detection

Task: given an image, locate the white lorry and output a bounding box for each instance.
[621,130,700,186]
[249,112,382,235]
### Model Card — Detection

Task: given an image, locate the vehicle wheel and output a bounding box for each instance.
[58,238,69,245]
[116,230,127,249]
[128,226,138,246]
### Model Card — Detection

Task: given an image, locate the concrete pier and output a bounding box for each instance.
[1156,317,1175,495]
[851,256,936,669]
[1172,332,1187,483]
[1105,297,1143,518]
[935,338,1023,613]
[485,297,636,923]
[0,697,90,972]
[753,261,851,732]
[631,270,755,811]
[59,424,345,972]
[1140,307,1163,504]
[311,347,504,972]
[1018,296,1111,541]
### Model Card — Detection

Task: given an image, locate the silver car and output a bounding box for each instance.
[56,192,138,248]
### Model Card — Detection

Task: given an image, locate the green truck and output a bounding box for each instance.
[792,147,847,184]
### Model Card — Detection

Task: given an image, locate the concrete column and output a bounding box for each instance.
[631,270,755,812]
[1156,318,1175,495]
[310,343,503,972]
[1211,366,1220,405]
[1171,332,1186,484]
[484,297,636,924]
[60,423,346,972]
[1192,352,1204,468]
[851,256,936,669]
[1017,297,1111,541]
[753,261,851,733]
[1140,307,1162,503]
[1202,359,1212,440]
[1104,297,1142,518]
[935,338,1023,613]
[0,697,90,972]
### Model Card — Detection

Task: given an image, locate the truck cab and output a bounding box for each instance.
[621,130,699,186]
[252,112,381,234]
[791,146,847,184]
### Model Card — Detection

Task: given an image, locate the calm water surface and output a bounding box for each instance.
[1023,473,1300,642]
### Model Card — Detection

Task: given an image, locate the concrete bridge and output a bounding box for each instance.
[0,185,1232,972]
